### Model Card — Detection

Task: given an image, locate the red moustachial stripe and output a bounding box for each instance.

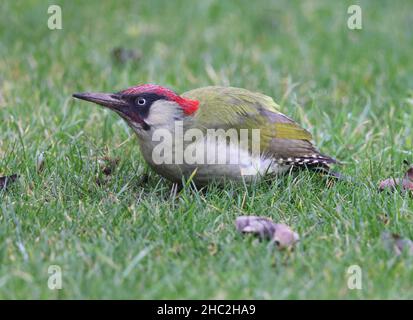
[121,84,199,115]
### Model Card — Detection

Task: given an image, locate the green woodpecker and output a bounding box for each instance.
[73,84,336,185]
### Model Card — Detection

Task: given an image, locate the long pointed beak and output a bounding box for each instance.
[72,92,127,112]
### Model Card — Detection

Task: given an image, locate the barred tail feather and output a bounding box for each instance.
[276,153,337,166]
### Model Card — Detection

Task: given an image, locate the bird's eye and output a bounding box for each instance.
[136,98,146,106]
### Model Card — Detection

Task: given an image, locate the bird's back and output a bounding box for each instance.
[182,86,335,166]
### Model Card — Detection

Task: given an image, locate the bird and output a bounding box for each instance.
[73,84,337,186]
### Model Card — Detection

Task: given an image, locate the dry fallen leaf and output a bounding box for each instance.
[95,156,120,186]
[111,47,142,64]
[379,165,413,193]
[0,174,18,191]
[235,215,299,249]
[98,156,120,176]
[272,223,300,249]
[381,232,413,256]
[235,216,276,239]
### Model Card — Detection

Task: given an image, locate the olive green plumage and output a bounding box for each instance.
[182,86,335,165]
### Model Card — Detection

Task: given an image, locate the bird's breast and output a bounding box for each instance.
[135,126,291,184]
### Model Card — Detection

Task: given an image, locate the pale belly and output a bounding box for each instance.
[138,134,291,185]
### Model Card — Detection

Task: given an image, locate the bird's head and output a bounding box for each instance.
[73,84,199,132]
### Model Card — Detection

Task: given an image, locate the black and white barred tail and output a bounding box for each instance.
[276,153,337,167]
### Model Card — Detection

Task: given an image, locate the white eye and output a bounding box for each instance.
[136,98,146,106]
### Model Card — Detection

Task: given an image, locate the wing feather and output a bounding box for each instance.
[182,86,335,165]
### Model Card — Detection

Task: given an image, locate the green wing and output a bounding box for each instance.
[182,86,335,163]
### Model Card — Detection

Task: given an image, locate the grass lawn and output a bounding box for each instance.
[1,0,413,299]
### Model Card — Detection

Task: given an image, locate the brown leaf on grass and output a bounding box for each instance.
[381,232,413,256]
[272,223,300,249]
[99,156,120,176]
[379,165,413,193]
[111,47,142,64]
[0,174,18,191]
[235,216,299,249]
[95,156,120,186]
[236,216,276,239]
